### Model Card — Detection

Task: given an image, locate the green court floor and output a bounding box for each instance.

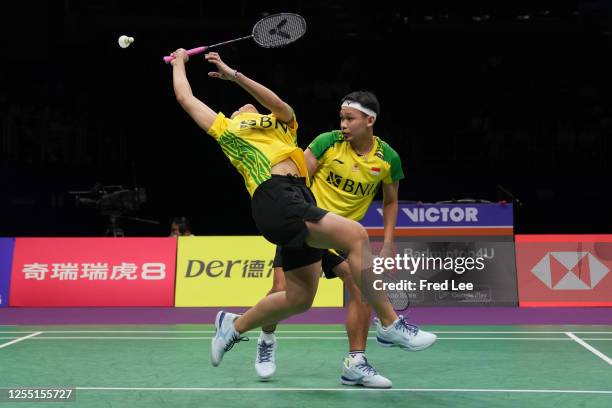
[1,324,611,407]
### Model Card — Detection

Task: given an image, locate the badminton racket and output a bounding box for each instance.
[163,13,306,64]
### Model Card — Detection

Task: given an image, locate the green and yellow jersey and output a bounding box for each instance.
[308,130,404,221]
[207,112,309,196]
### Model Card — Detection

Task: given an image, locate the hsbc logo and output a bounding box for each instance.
[531,252,609,290]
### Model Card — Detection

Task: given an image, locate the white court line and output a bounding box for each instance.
[432,331,612,334]
[76,386,612,394]
[566,332,612,366]
[1,330,611,334]
[0,331,42,349]
[1,336,609,341]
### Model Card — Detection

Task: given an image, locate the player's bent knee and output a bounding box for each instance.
[354,225,369,244]
[344,223,369,247]
[267,285,286,295]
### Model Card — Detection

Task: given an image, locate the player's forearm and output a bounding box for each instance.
[382,199,398,244]
[172,62,194,103]
[234,72,291,117]
[304,149,319,177]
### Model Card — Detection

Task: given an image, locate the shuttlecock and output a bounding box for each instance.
[118,35,134,48]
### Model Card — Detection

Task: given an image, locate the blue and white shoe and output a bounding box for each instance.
[254,333,277,380]
[374,315,437,351]
[341,355,392,389]
[211,311,248,367]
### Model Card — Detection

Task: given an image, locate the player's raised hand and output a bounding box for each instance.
[205,52,237,81]
[170,49,189,66]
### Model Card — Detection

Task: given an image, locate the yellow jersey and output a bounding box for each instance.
[207,112,309,196]
[308,130,404,221]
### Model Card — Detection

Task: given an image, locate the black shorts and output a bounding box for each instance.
[273,246,346,279]
[252,175,328,270]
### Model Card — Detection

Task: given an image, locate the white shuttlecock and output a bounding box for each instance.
[118,35,134,48]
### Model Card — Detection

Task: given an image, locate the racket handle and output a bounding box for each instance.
[163,46,208,64]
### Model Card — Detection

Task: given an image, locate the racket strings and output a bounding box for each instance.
[254,14,307,48]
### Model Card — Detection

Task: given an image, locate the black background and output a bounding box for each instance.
[1,1,611,236]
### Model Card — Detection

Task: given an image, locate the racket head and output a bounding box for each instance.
[252,13,307,48]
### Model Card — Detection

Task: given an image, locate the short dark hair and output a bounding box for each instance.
[171,216,192,234]
[340,91,380,116]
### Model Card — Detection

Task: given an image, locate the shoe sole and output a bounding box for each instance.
[256,372,275,381]
[210,311,225,367]
[341,377,392,389]
[255,363,276,381]
[376,336,436,351]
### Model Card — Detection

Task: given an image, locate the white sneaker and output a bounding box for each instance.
[374,315,437,351]
[341,355,392,389]
[211,311,248,367]
[255,333,277,380]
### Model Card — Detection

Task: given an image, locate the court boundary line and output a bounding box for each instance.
[1,336,612,341]
[1,330,612,334]
[75,386,612,394]
[566,332,612,365]
[0,331,42,349]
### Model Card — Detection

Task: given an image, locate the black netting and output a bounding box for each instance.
[252,13,307,48]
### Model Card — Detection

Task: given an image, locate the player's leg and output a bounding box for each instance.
[212,258,320,367]
[331,260,391,388]
[255,247,286,379]
[214,176,325,368]
[261,248,285,334]
[305,212,396,324]
[305,212,437,352]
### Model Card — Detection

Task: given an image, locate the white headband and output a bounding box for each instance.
[341,100,377,118]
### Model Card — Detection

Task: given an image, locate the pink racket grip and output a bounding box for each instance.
[163,46,208,64]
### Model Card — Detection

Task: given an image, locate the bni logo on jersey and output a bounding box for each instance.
[531,252,609,290]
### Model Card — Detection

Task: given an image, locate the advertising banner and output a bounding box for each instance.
[361,202,513,236]
[516,235,612,307]
[0,238,15,308]
[9,238,176,306]
[175,236,343,307]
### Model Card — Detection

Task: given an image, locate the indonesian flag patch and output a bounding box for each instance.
[370,167,381,176]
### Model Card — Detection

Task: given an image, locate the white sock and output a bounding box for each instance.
[260,330,276,342]
[348,351,365,364]
[383,317,399,330]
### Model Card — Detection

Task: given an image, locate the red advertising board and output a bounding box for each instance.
[9,238,177,306]
[516,235,612,307]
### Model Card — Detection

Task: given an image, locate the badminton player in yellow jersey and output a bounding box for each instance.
[254,92,433,388]
[170,50,436,372]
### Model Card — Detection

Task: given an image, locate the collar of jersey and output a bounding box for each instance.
[233,112,266,120]
[346,136,379,162]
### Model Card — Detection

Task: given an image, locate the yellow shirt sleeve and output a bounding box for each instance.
[289,114,299,134]
[207,112,231,140]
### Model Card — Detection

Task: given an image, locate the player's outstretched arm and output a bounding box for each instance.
[171,49,217,132]
[205,52,294,124]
